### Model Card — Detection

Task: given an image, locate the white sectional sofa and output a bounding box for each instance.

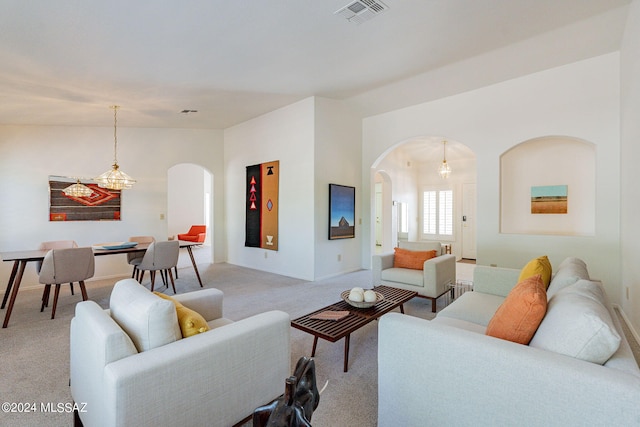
[70,279,291,427]
[372,241,456,311]
[378,257,640,426]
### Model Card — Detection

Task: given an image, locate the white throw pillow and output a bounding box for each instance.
[109,279,181,352]
[529,280,620,364]
[547,257,589,298]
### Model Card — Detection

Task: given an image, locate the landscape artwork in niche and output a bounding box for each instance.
[531,185,568,214]
[329,184,355,240]
[245,160,279,250]
[49,176,121,221]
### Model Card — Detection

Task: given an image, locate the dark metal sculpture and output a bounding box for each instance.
[253,356,320,426]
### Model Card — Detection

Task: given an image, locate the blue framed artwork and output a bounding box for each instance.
[329,184,355,239]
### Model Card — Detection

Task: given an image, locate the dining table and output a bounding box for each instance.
[0,240,204,328]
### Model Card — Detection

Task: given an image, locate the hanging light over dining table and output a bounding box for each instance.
[94,105,136,190]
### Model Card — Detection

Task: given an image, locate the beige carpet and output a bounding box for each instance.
[0,256,637,426]
[0,255,446,427]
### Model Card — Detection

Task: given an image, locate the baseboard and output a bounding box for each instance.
[314,268,364,282]
[614,303,640,346]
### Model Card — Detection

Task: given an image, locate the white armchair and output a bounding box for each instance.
[70,279,291,427]
[372,241,456,312]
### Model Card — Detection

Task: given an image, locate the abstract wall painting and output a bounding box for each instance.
[531,185,568,214]
[329,184,355,240]
[49,176,121,221]
[245,160,279,250]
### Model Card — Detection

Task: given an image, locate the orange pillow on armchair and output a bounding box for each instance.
[393,247,437,270]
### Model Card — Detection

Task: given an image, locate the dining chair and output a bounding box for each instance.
[127,236,155,280]
[39,247,95,319]
[37,240,79,309]
[137,240,180,293]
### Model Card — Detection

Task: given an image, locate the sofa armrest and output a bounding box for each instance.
[100,310,291,427]
[378,313,640,427]
[70,301,139,427]
[422,254,456,296]
[472,265,520,297]
[372,252,395,284]
[173,288,224,321]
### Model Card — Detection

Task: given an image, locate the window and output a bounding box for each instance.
[422,189,453,238]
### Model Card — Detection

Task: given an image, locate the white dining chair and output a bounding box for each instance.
[137,240,179,293]
[39,247,95,319]
[37,240,78,307]
[127,236,155,280]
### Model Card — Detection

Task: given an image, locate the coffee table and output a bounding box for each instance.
[291,285,417,372]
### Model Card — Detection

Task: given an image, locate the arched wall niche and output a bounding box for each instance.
[500,136,595,236]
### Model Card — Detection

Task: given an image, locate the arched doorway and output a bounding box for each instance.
[371,137,476,260]
[167,163,214,265]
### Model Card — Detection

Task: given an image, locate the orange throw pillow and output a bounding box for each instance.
[486,275,547,345]
[393,247,437,270]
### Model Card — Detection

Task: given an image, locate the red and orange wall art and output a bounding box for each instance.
[49,177,121,221]
[245,161,279,250]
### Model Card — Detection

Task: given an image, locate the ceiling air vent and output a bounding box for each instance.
[334,0,389,25]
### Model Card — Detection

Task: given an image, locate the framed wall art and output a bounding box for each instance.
[531,185,568,214]
[329,184,355,240]
[245,160,279,250]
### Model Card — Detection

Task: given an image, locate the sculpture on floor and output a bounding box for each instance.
[253,356,320,426]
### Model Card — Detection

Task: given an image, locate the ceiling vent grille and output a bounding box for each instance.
[334,0,389,25]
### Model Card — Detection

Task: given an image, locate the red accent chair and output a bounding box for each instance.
[178,225,206,243]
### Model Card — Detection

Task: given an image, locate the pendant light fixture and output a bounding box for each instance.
[62,178,94,197]
[94,105,136,190]
[438,140,452,179]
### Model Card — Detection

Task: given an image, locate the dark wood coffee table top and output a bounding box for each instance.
[291,285,417,372]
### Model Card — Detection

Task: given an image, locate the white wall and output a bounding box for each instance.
[374,148,420,248]
[0,125,224,289]
[620,0,640,334]
[168,164,207,240]
[362,53,622,300]
[224,98,316,280]
[314,97,362,280]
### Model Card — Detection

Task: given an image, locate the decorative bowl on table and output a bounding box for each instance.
[341,289,384,309]
[92,242,139,250]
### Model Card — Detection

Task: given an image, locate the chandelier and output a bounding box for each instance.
[438,140,452,179]
[62,178,94,197]
[94,105,136,190]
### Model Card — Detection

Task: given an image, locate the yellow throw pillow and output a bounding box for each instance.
[154,292,210,338]
[486,275,547,345]
[519,255,552,289]
[393,247,438,270]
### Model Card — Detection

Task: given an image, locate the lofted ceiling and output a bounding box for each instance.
[0,0,631,131]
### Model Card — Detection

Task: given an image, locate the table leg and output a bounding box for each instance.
[343,334,351,372]
[185,246,203,287]
[311,336,318,357]
[399,303,405,314]
[3,261,27,328]
[1,261,19,309]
